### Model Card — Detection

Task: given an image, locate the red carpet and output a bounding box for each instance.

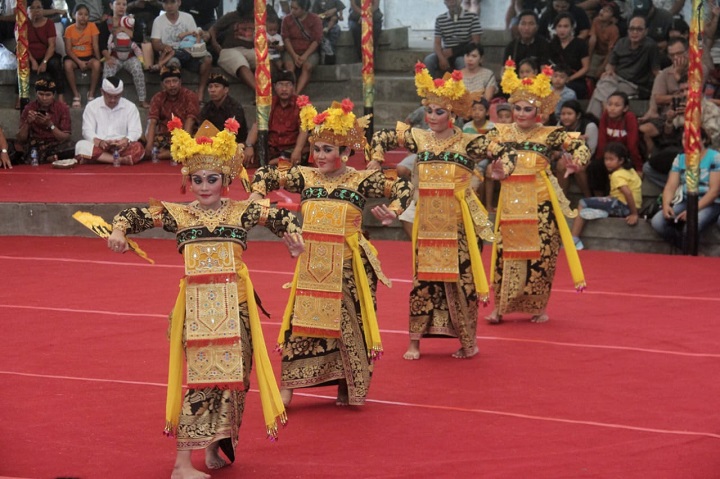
[2,236,720,478]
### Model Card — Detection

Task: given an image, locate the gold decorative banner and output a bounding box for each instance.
[361,0,375,109]
[683,0,703,193]
[15,0,29,103]
[72,211,154,264]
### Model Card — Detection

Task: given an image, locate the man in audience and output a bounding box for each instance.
[634,0,673,54]
[180,0,220,30]
[198,73,248,143]
[75,76,144,165]
[243,70,308,167]
[145,66,200,161]
[502,9,550,67]
[0,0,16,48]
[586,14,660,118]
[424,0,482,78]
[16,76,72,164]
[151,0,212,103]
[209,10,257,90]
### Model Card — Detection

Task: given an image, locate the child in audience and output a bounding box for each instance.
[463,97,494,134]
[267,16,284,72]
[551,65,577,120]
[571,142,641,250]
[312,0,344,64]
[495,102,513,123]
[464,97,496,210]
[110,16,145,64]
[63,3,101,108]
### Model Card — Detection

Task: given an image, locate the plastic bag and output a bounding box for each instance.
[0,44,17,70]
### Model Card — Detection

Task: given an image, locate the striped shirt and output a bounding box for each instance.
[434,11,482,48]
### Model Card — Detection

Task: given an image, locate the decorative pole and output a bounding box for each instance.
[254,0,272,167]
[683,0,704,255]
[15,0,30,111]
[360,0,375,145]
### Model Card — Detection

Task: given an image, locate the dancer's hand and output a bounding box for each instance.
[283,232,305,258]
[561,152,580,178]
[371,204,397,225]
[107,229,129,253]
[366,160,382,170]
[490,159,506,180]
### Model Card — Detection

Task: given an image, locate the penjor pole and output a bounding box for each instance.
[15,0,30,111]
[255,0,272,167]
[361,0,375,144]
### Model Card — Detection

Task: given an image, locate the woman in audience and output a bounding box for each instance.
[281,0,323,94]
[548,12,590,99]
[28,0,66,104]
[461,43,497,102]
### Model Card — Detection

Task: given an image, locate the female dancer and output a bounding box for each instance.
[485,59,590,325]
[108,118,303,479]
[249,97,412,406]
[370,64,516,360]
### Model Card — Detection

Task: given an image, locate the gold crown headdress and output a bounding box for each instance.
[414,61,472,118]
[297,96,371,156]
[500,58,557,116]
[168,117,248,191]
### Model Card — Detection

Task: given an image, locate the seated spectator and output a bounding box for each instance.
[586,14,660,118]
[243,70,309,167]
[494,102,513,123]
[282,0,323,94]
[100,0,150,109]
[64,0,108,23]
[0,126,11,169]
[587,2,620,82]
[460,43,497,101]
[551,65,577,119]
[591,91,642,196]
[209,10,256,90]
[28,0,65,104]
[572,142,641,250]
[505,0,545,39]
[425,0,482,79]
[539,0,591,40]
[555,99,598,198]
[548,13,589,99]
[348,0,382,62]
[651,130,720,252]
[503,10,549,68]
[463,97,496,210]
[126,0,161,38]
[180,0,221,31]
[0,0,16,49]
[633,0,673,55]
[267,15,285,72]
[198,73,249,143]
[151,0,212,103]
[462,97,494,133]
[75,76,144,165]
[63,4,102,109]
[311,0,344,65]
[16,75,72,164]
[145,66,200,161]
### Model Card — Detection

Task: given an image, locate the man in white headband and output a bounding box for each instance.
[75,76,145,165]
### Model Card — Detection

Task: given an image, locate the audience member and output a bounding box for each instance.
[210,11,256,90]
[28,0,65,103]
[243,70,309,167]
[494,102,513,123]
[145,66,200,160]
[633,0,673,54]
[348,0,382,62]
[548,12,590,98]
[0,0,16,48]
[503,10,550,67]
[425,0,482,79]
[572,142,641,250]
[267,15,285,71]
[16,76,72,164]
[281,0,323,94]
[75,76,144,165]
[180,0,220,30]
[311,0,345,65]
[539,0,591,40]
[505,0,545,38]
[151,0,212,103]
[651,130,720,251]
[126,0,162,38]
[100,0,150,109]
[463,97,496,210]
[551,65,577,119]
[460,43,497,101]
[0,126,11,169]
[462,97,494,133]
[64,4,102,109]
[198,73,249,143]
[586,14,660,118]
[555,99,598,198]
[587,2,620,81]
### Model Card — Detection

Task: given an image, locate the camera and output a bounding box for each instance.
[671,96,680,110]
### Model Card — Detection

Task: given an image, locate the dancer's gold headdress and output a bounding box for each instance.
[500,58,558,116]
[297,96,370,154]
[414,61,472,118]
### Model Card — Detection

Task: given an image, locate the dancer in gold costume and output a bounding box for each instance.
[250,97,412,406]
[108,118,303,479]
[485,59,590,325]
[370,63,516,360]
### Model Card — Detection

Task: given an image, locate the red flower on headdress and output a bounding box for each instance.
[224,117,240,134]
[314,112,329,125]
[522,78,533,85]
[341,98,354,113]
[196,136,214,145]
[505,58,516,68]
[167,115,183,132]
[414,61,426,74]
[433,78,445,88]
[296,95,310,107]
[451,70,463,81]
[542,65,554,77]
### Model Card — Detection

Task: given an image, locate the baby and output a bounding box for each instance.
[110,16,144,62]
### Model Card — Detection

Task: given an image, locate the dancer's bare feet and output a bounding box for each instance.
[531,313,549,323]
[335,380,349,406]
[171,450,210,479]
[485,310,502,324]
[280,388,293,407]
[205,442,227,470]
[451,344,479,359]
[403,340,420,360]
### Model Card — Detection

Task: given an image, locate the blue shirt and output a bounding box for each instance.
[671,149,720,203]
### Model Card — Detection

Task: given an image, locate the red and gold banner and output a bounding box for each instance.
[361,0,375,143]
[15,0,30,104]
[683,0,703,193]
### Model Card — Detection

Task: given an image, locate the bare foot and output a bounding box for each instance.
[452,345,479,359]
[205,442,227,470]
[531,313,549,323]
[171,450,210,479]
[280,388,293,407]
[485,310,502,324]
[120,155,134,166]
[403,340,420,360]
[335,380,349,406]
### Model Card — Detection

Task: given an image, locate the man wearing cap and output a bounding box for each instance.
[243,69,308,167]
[74,76,144,165]
[16,75,72,164]
[198,73,248,142]
[146,66,200,161]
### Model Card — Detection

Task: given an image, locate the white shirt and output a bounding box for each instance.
[82,96,142,142]
[151,11,198,49]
